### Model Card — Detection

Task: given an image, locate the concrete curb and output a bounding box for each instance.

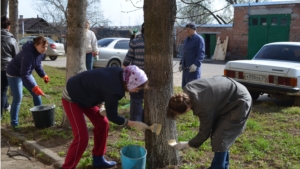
[1,127,64,169]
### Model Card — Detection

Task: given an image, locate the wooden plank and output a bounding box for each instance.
[213,37,221,60]
[213,36,229,60]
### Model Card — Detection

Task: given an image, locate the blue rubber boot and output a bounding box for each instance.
[93,155,116,168]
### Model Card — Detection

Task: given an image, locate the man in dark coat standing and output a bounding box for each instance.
[1,15,19,117]
[122,23,145,122]
[179,22,205,88]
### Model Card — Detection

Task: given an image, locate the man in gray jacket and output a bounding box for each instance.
[167,76,252,169]
[1,15,19,117]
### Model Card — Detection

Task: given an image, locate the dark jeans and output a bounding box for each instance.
[129,90,144,121]
[1,71,9,116]
[211,151,229,169]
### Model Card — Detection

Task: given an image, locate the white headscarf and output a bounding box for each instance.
[123,65,148,90]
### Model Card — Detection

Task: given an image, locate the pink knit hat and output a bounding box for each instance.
[123,65,148,91]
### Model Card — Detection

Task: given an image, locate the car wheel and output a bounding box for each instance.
[49,56,58,61]
[294,96,300,106]
[107,59,121,67]
[42,54,47,61]
[249,91,260,100]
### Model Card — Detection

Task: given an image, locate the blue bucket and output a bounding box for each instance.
[120,145,147,169]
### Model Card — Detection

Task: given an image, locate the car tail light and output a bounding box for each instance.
[50,44,56,49]
[269,75,297,87]
[224,70,243,79]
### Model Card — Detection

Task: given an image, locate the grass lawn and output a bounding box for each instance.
[1,65,300,169]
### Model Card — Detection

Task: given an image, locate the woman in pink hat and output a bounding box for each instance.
[60,65,149,169]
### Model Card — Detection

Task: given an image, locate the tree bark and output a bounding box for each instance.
[60,0,87,128]
[8,0,18,41]
[144,0,179,168]
[1,0,9,16]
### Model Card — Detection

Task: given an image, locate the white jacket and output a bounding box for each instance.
[85,29,98,53]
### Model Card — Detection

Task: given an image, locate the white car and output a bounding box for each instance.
[224,42,300,105]
[93,38,130,68]
[19,36,65,61]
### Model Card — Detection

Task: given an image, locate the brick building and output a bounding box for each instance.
[176,1,300,60]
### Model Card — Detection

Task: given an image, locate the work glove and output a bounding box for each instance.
[99,107,106,117]
[130,121,149,131]
[32,86,45,96]
[179,64,182,72]
[189,64,197,73]
[174,141,190,150]
[42,75,50,83]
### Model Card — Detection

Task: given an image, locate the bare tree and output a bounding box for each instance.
[144,0,179,168]
[60,0,87,128]
[1,0,9,16]
[9,0,19,40]
[177,0,212,24]
[32,0,108,42]
[177,0,270,24]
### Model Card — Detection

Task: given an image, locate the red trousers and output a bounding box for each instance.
[61,98,109,169]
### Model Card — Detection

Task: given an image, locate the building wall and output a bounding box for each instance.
[290,4,300,42]
[176,3,300,60]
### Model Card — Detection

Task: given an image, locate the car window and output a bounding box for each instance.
[97,39,114,47]
[254,45,300,62]
[19,36,38,45]
[45,37,55,44]
[19,38,30,45]
[114,40,129,50]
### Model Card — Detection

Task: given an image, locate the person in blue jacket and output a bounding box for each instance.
[6,36,50,131]
[179,22,205,88]
[60,65,150,169]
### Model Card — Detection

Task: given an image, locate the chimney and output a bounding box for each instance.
[20,15,23,19]
[37,15,39,18]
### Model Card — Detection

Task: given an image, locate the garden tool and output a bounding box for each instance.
[168,139,177,147]
[147,123,162,135]
[43,94,51,98]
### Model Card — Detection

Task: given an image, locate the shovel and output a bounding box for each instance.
[147,123,162,135]
[43,94,51,98]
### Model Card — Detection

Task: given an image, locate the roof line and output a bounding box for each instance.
[233,1,300,7]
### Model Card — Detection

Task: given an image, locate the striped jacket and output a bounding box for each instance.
[123,34,145,70]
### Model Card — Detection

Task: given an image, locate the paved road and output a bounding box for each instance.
[42,57,226,87]
[1,135,52,169]
[42,57,293,103]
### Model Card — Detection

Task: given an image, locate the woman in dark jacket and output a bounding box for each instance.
[167,76,252,169]
[6,36,50,130]
[1,15,19,117]
[60,65,150,169]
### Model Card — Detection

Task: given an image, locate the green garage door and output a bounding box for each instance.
[248,14,290,59]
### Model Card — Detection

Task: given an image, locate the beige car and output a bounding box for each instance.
[19,36,65,61]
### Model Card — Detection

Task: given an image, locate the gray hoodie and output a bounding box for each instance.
[1,28,19,71]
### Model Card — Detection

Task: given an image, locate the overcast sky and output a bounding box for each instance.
[15,0,296,26]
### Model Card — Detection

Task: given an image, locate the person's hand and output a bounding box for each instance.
[92,52,98,56]
[130,121,149,131]
[174,141,190,150]
[42,75,50,83]
[189,64,197,72]
[99,107,106,117]
[179,64,182,72]
[32,86,45,96]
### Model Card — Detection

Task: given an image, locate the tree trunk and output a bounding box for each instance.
[144,0,179,168]
[60,0,87,128]
[8,0,18,41]
[1,0,8,16]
